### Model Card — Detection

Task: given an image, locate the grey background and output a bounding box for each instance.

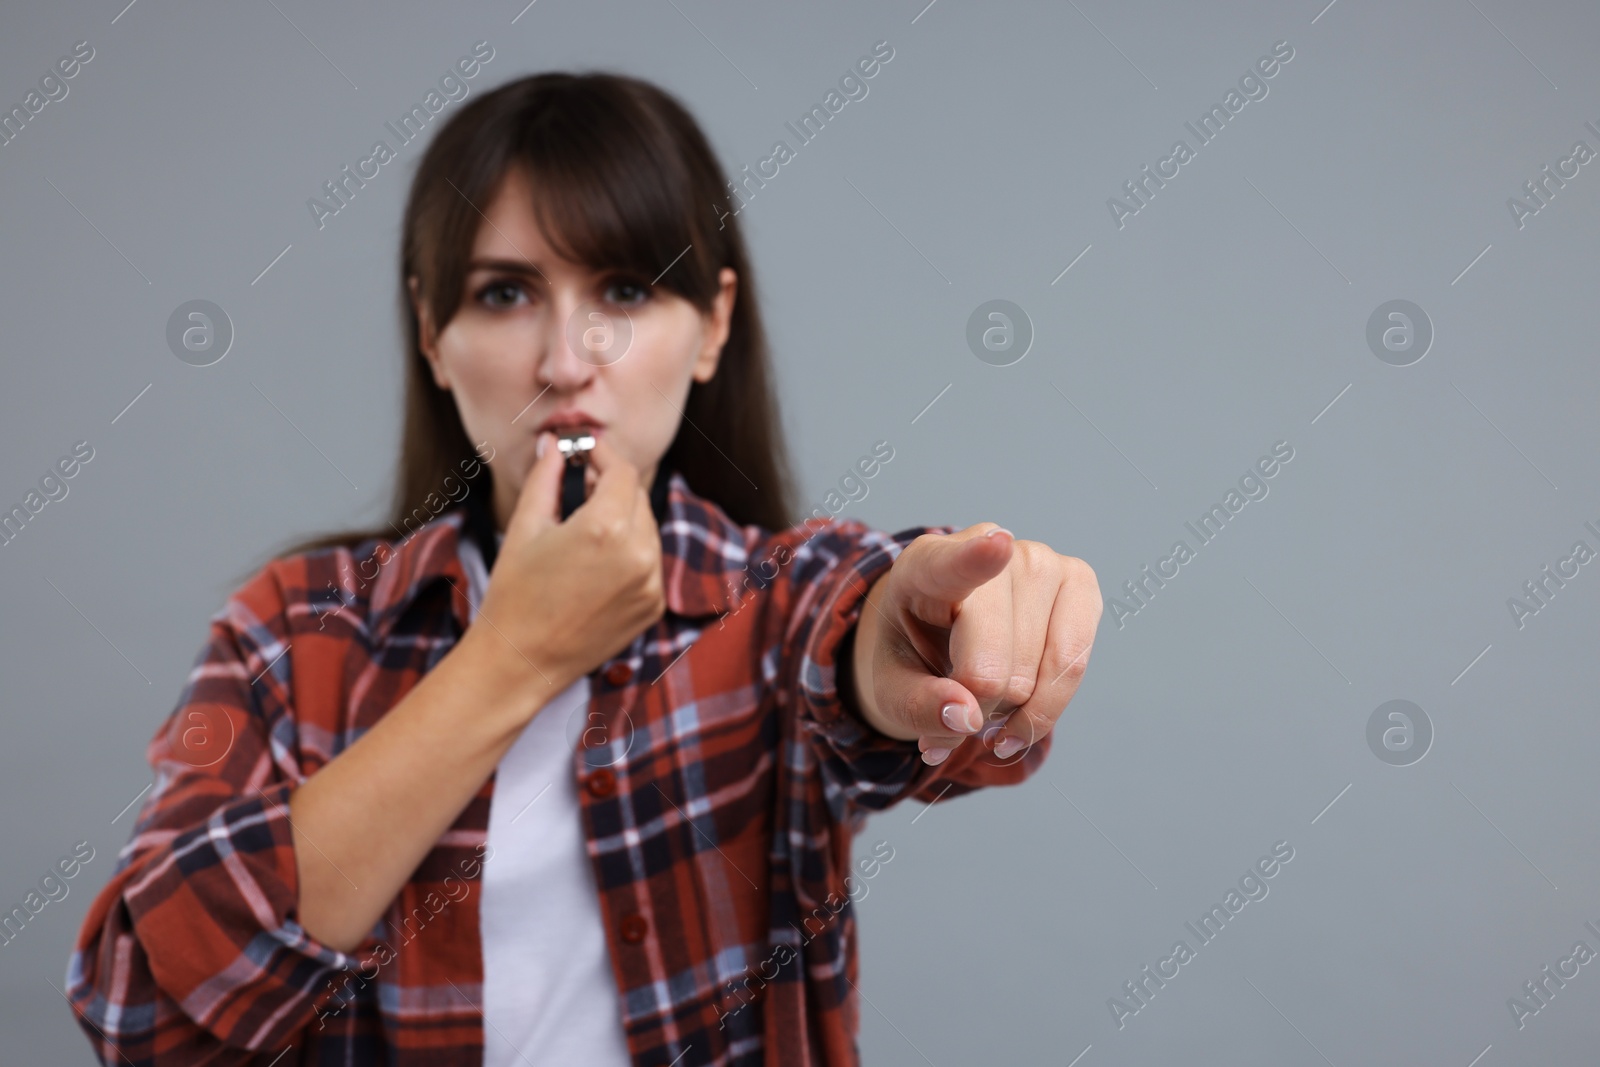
[2,0,1596,1063]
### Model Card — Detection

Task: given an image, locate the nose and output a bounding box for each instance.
[536,294,603,392]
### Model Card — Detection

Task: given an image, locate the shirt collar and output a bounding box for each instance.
[363,468,750,646]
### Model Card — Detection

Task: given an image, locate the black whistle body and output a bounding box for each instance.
[556,430,596,520]
[560,460,586,520]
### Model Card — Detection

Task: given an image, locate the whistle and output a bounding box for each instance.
[556,429,596,520]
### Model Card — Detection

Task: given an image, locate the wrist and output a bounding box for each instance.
[452,622,569,722]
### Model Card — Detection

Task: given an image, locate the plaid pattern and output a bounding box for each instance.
[66,469,1050,1066]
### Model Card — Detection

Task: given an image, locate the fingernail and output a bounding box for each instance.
[535,432,551,460]
[921,746,953,766]
[941,702,981,733]
[993,735,1025,760]
[986,527,1013,540]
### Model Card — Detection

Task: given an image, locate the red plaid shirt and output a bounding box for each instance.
[67,469,1049,1066]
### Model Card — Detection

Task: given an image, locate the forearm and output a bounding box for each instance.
[288,625,555,952]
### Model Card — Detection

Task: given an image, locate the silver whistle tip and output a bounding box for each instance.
[555,429,597,459]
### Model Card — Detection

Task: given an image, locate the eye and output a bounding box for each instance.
[603,277,652,308]
[475,278,530,309]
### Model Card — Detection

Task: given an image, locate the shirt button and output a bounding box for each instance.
[619,913,649,943]
[603,661,634,687]
[586,768,617,798]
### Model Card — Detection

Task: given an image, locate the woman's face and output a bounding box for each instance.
[411,166,737,531]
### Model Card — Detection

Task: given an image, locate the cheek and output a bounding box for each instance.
[434,327,536,484]
[610,317,704,453]
[438,326,529,418]
[601,361,680,463]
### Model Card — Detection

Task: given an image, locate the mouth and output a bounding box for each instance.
[536,411,603,436]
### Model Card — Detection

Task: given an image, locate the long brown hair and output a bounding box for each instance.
[262,71,795,570]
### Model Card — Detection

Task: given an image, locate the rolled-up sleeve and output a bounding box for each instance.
[780,519,1051,829]
[66,562,382,1064]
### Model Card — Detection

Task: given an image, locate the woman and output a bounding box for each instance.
[66,71,1101,1066]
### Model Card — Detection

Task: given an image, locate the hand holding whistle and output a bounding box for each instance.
[469,430,664,693]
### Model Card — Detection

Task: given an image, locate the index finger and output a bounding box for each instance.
[892,525,1014,627]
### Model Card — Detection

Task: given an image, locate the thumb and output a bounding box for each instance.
[892,525,1014,626]
[505,431,568,537]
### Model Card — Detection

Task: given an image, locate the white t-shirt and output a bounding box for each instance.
[460,532,633,1066]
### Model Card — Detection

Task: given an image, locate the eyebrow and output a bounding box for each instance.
[465,257,549,279]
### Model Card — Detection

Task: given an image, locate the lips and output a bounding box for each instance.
[536,410,602,435]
